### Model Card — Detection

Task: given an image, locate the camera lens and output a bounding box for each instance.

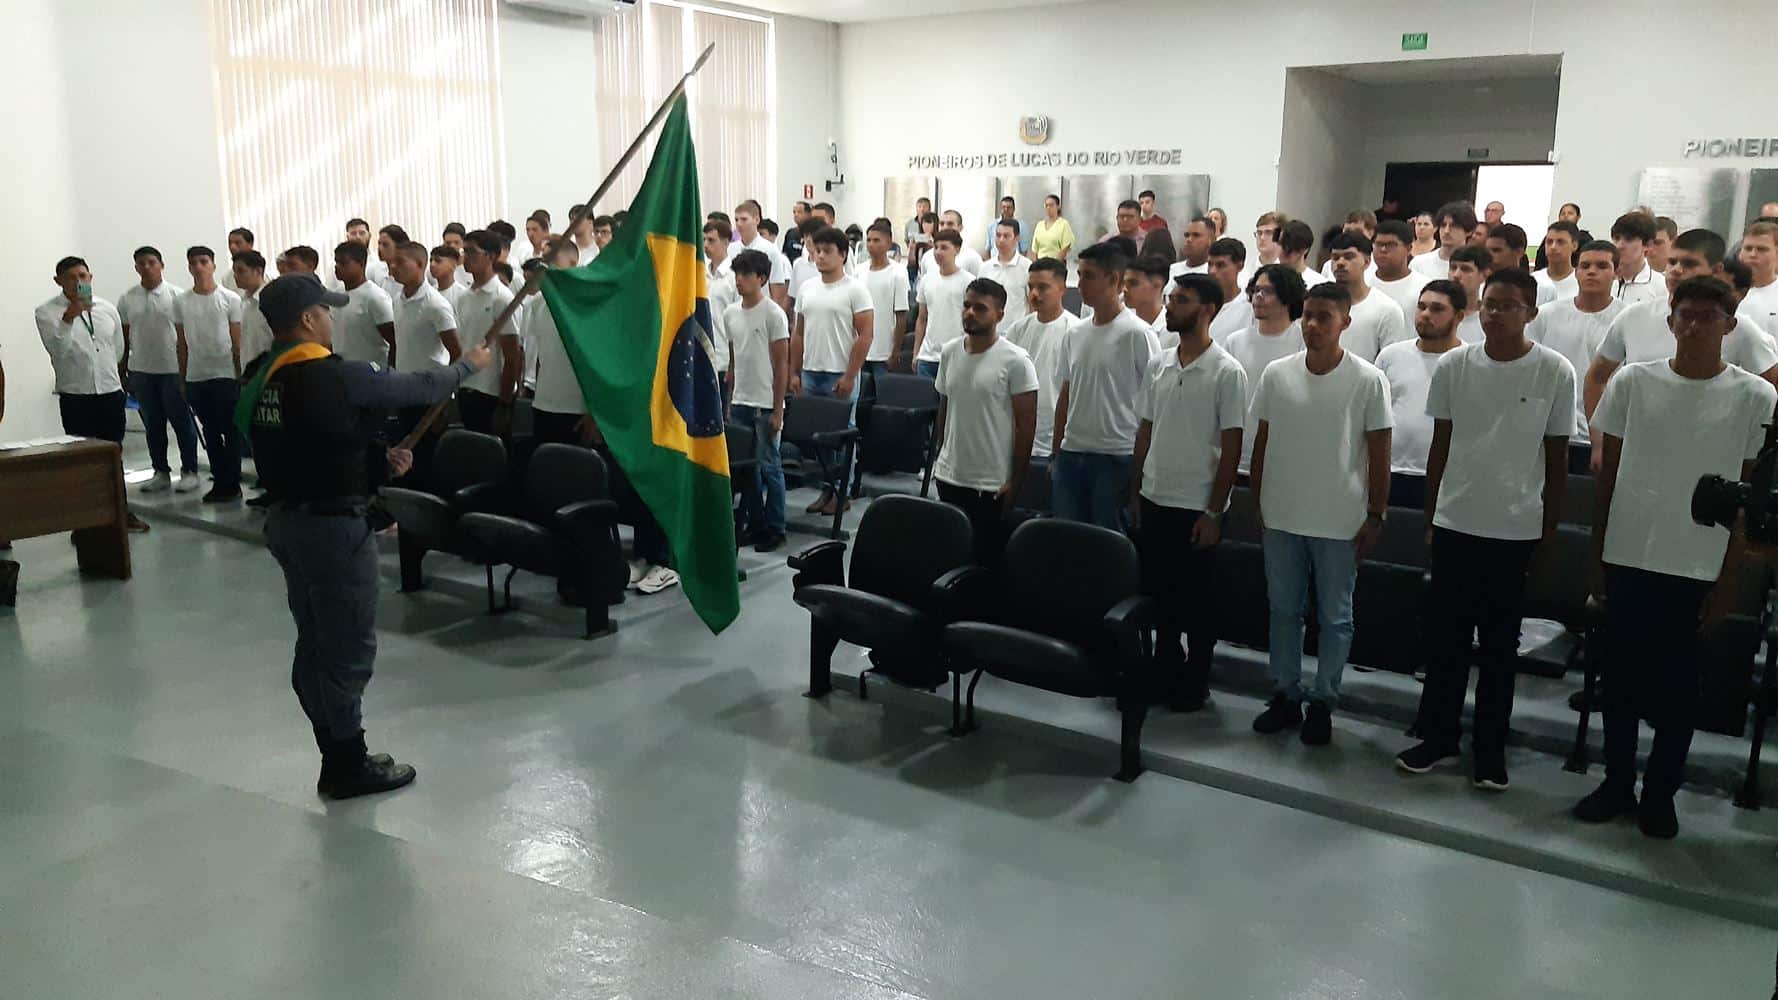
[1691,474,1750,528]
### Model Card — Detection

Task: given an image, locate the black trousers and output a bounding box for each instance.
[1601,563,1712,800]
[457,388,501,436]
[1415,528,1537,755]
[850,360,888,494]
[596,444,670,566]
[59,390,127,443]
[1136,498,1217,699]
[532,408,584,448]
[937,480,1008,570]
[186,378,243,492]
[1388,472,1426,511]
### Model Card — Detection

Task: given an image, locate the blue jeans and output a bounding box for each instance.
[265,510,379,742]
[186,378,242,492]
[1050,449,1132,530]
[799,369,858,488]
[1262,528,1358,706]
[730,404,786,537]
[916,360,940,379]
[130,371,199,474]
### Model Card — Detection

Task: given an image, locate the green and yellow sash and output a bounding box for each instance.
[233,340,332,440]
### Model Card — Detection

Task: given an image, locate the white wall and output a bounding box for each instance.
[1355,75,1559,209]
[770,14,840,223]
[1276,70,1368,244]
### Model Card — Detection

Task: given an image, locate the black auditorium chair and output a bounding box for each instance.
[380,429,509,593]
[1210,487,1269,650]
[942,519,1155,781]
[726,423,758,578]
[856,373,941,496]
[1339,507,1429,675]
[790,495,987,699]
[781,394,861,538]
[455,443,627,638]
[1562,473,1597,527]
[1518,523,1596,681]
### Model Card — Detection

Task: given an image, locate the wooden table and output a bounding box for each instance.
[0,439,132,579]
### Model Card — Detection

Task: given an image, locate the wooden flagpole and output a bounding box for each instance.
[397,42,718,451]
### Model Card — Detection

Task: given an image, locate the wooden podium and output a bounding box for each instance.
[0,439,132,579]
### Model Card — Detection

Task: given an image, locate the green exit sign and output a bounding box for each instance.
[1402,32,1428,51]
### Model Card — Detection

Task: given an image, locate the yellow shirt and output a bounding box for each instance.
[1031,217,1076,259]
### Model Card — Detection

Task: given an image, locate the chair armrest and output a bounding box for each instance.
[788,540,847,589]
[811,427,863,450]
[1584,594,1606,626]
[453,481,516,516]
[729,457,759,477]
[1103,595,1155,669]
[556,498,621,527]
[931,565,994,622]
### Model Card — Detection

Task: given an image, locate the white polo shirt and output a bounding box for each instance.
[1527,297,1624,441]
[915,267,973,362]
[1593,360,1776,580]
[1341,289,1409,362]
[1002,311,1075,459]
[1207,293,1253,345]
[332,281,395,366]
[1224,320,1304,470]
[1373,338,1449,476]
[1428,341,1576,540]
[978,252,1031,328]
[705,257,736,372]
[727,297,791,410]
[1612,260,1665,306]
[796,274,871,374]
[435,280,468,315]
[528,301,585,417]
[1057,306,1160,455]
[1410,252,1451,279]
[393,283,457,373]
[34,295,125,395]
[175,286,243,382]
[1367,269,1432,329]
[1597,297,1778,375]
[1457,313,1483,344]
[933,335,1040,491]
[118,282,185,374]
[860,261,911,363]
[1533,268,1578,304]
[1250,350,1393,539]
[1135,342,1248,511]
[457,279,517,395]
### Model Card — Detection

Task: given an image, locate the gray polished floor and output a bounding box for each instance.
[3,521,1775,998]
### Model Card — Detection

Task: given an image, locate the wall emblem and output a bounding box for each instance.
[1018,115,1051,146]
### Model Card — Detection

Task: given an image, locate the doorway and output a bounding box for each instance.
[1384,161,1557,229]
[1384,162,1478,219]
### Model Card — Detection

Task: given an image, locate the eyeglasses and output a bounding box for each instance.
[1479,299,1528,315]
[1249,286,1278,300]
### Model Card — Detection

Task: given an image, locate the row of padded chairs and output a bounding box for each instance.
[792,495,1155,781]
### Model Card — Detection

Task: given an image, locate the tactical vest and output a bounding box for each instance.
[248,356,384,502]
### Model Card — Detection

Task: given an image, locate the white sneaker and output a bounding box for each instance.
[627,559,648,589]
[175,471,202,493]
[635,565,680,595]
[140,471,173,493]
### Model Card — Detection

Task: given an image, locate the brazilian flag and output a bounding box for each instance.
[539,95,738,633]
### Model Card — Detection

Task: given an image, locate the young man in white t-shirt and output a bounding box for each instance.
[453,230,522,437]
[1249,283,1393,746]
[371,224,410,301]
[1574,276,1777,840]
[1122,256,1170,345]
[174,246,245,502]
[1396,269,1575,789]
[1738,221,1778,332]
[1001,258,1075,465]
[1206,238,1254,343]
[725,249,791,552]
[1366,220,1432,325]
[1277,220,1329,288]
[932,277,1039,567]
[1375,279,1468,509]
[921,210,984,279]
[703,218,738,409]
[1448,245,1491,344]
[978,220,1031,328]
[526,242,593,450]
[852,221,912,496]
[1167,216,1215,285]
[1327,231,1407,362]
[331,241,396,366]
[388,241,461,483]
[231,249,273,370]
[119,245,202,493]
[1609,211,1664,306]
[1225,264,1307,471]
[733,199,791,311]
[1410,201,1477,280]
[912,229,972,378]
[429,245,467,314]
[1132,273,1246,710]
[1534,221,1582,303]
[1050,240,1162,529]
[790,226,874,517]
[1528,240,1623,473]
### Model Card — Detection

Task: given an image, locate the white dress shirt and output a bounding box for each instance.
[35,295,125,395]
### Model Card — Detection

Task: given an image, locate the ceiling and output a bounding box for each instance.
[739,0,1072,22]
[1312,53,1563,85]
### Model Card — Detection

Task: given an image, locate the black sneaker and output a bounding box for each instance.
[315,753,396,796]
[1396,741,1461,775]
[202,487,243,504]
[1300,701,1333,746]
[1638,794,1679,840]
[752,532,786,553]
[1572,781,1637,823]
[1471,751,1510,791]
[1252,694,1302,734]
[1568,684,1603,713]
[246,491,275,509]
[320,755,416,800]
[1169,687,1209,713]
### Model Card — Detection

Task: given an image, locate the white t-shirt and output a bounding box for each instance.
[1744,280,1778,334]
[1367,269,1432,324]
[1533,268,1578,304]
[238,288,273,365]
[1167,259,1209,283]
[1135,342,1248,510]
[1527,297,1624,440]
[1428,342,1576,540]
[1373,339,1449,476]
[1341,289,1409,362]
[332,281,394,366]
[1298,265,1331,288]
[175,286,243,382]
[1597,298,1778,375]
[705,258,736,372]
[1612,261,1665,306]
[860,261,910,362]
[457,279,517,395]
[1410,252,1451,279]
[393,283,457,373]
[979,253,1031,328]
[1224,320,1304,470]
[1057,307,1160,455]
[934,336,1040,491]
[435,280,468,315]
[921,246,984,279]
[1207,293,1253,345]
[727,298,790,410]
[1457,312,1483,344]
[743,234,791,286]
[1002,311,1075,458]
[118,282,185,374]
[916,268,973,362]
[1250,350,1393,540]
[528,301,586,416]
[1593,361,1777,580]
[796,274,871,374]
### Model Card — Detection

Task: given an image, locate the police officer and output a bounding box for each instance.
[248,273,490,799]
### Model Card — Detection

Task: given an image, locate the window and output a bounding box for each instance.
[590,1,774,219]
[206,0,505,257]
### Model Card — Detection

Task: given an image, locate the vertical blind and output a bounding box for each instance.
[206,0,505,256]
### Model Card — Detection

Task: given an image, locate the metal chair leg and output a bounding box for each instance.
[1114,700,1147,783]
[1735,638,1777,809]
[949,672,965,736]
[964,669,983,732]
[1564,625,1598,774]
[804,621,839,699]
[484,564,497,614]
[502,567,518,611]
